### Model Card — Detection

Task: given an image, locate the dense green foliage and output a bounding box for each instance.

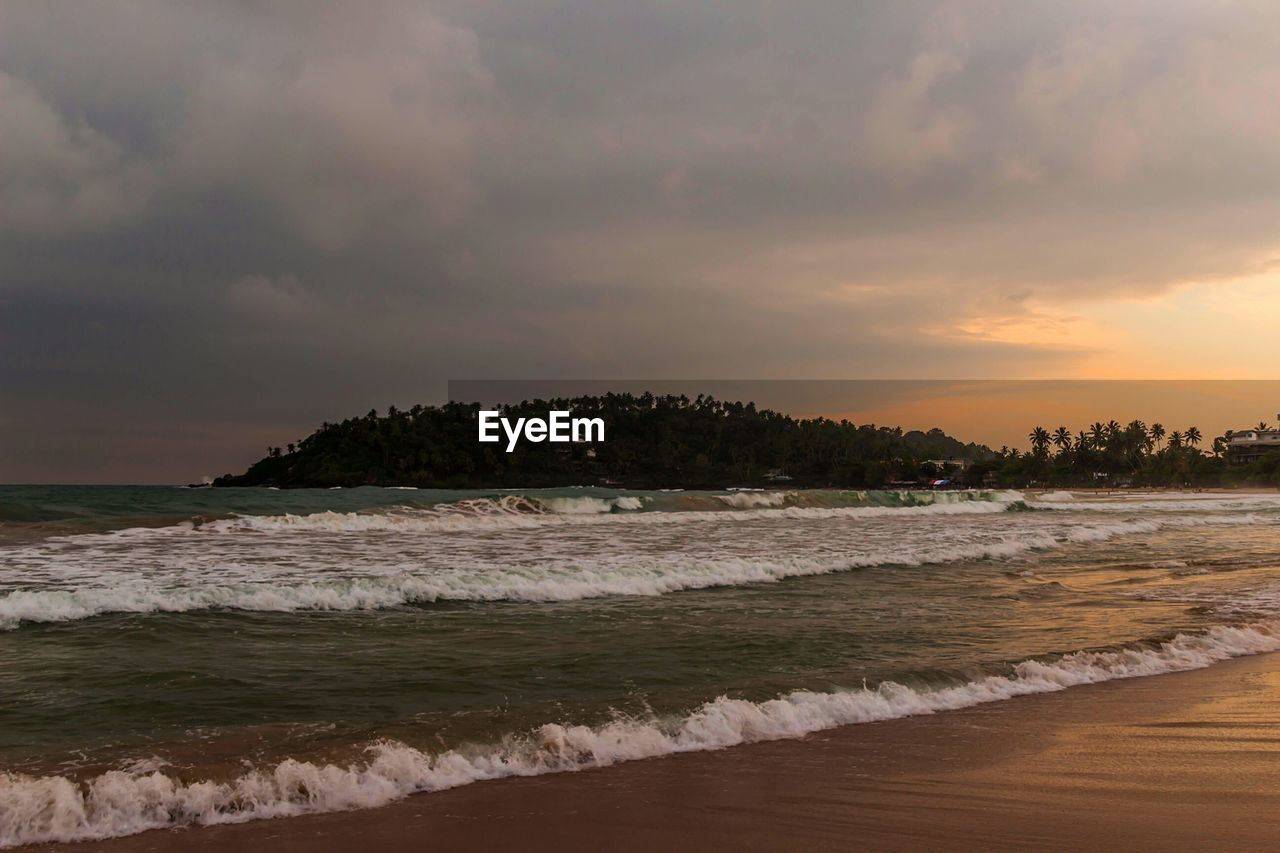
[215,400,1280,489]
[214,394,990,489]
[969,420,1280,488]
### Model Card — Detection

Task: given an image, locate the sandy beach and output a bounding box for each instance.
[56,651,1280,852]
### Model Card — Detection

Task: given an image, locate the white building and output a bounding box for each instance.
[1226,420,1280,464]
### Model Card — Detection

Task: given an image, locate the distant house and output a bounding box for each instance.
[925,457,970,472]
[1226,424,1280,464]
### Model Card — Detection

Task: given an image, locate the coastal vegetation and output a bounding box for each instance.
[213,397,1280,489]
[213,394,987,489]
[975,420,1280,488]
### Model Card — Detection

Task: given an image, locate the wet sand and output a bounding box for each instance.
[61,653,1280,852]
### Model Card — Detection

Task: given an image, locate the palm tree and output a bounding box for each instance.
[1168,430,1183,449]
[1258,422,1271,432]
[1089,422,1107,450]
[1052,426,1072,454]
[1119,420,1150,470]
[1125,420,1148,454]
[1105,420,1122,453]
[1185,426,1202,447]
[1149,422,1166,449]
[1029,426,1051,458]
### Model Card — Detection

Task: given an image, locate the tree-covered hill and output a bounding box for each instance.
[213,394,991,489]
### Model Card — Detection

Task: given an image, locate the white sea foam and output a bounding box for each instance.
[4,621,1277,847]
[1060,513,1264,542]
[190,488,1272,537]
[715,491,790,508]
[199,495,1023,536]
[0,511,1268,630]
[1027,495,1280,513]
[181,499,1275,541]
[0,539,1048,629]
[536,495,646,514]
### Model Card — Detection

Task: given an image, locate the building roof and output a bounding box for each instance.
[1228,429,1280,444]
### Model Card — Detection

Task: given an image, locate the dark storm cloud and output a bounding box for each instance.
[2,1,1278,481]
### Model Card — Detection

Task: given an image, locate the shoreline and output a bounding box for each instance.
[57,650,1280,852]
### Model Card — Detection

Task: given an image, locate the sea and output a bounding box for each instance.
[2,484,1280,845]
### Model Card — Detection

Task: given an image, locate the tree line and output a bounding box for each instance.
[965,419,1280,488]
[213,398,1280,489]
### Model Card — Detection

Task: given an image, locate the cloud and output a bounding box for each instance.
[1009,9,1280,186]
[3,1,1280,481]
[171,6,493,250]
[863,50,971,174]
[226,274,312,320]
[0,3,492,249]
[0,72,153,233]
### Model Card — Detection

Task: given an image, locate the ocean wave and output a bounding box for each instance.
[193,489,1279,536]
[7,490,1274,543]
[196,495,1026,536]
[537,495,646,513]
[1060,513,1265,542]
[1026,495,1280,513]
[4,621,1278,847]
[0,539,1048,629]
[16,490,1027,542]
[1,513,1267,629]
[715,491,790,508]
[196,500,1271,538]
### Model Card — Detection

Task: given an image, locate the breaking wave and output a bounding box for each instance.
[0,544,1042,629]
[1,513,1268,630]
[180,490,1279,536]
[5,621,1278,847]
[715,491,790,509]
[1026,495,1280,514]
[11,490,1028,541]
[195,494,1026,536]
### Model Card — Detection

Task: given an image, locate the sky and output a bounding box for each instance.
[3,1,1280,483]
